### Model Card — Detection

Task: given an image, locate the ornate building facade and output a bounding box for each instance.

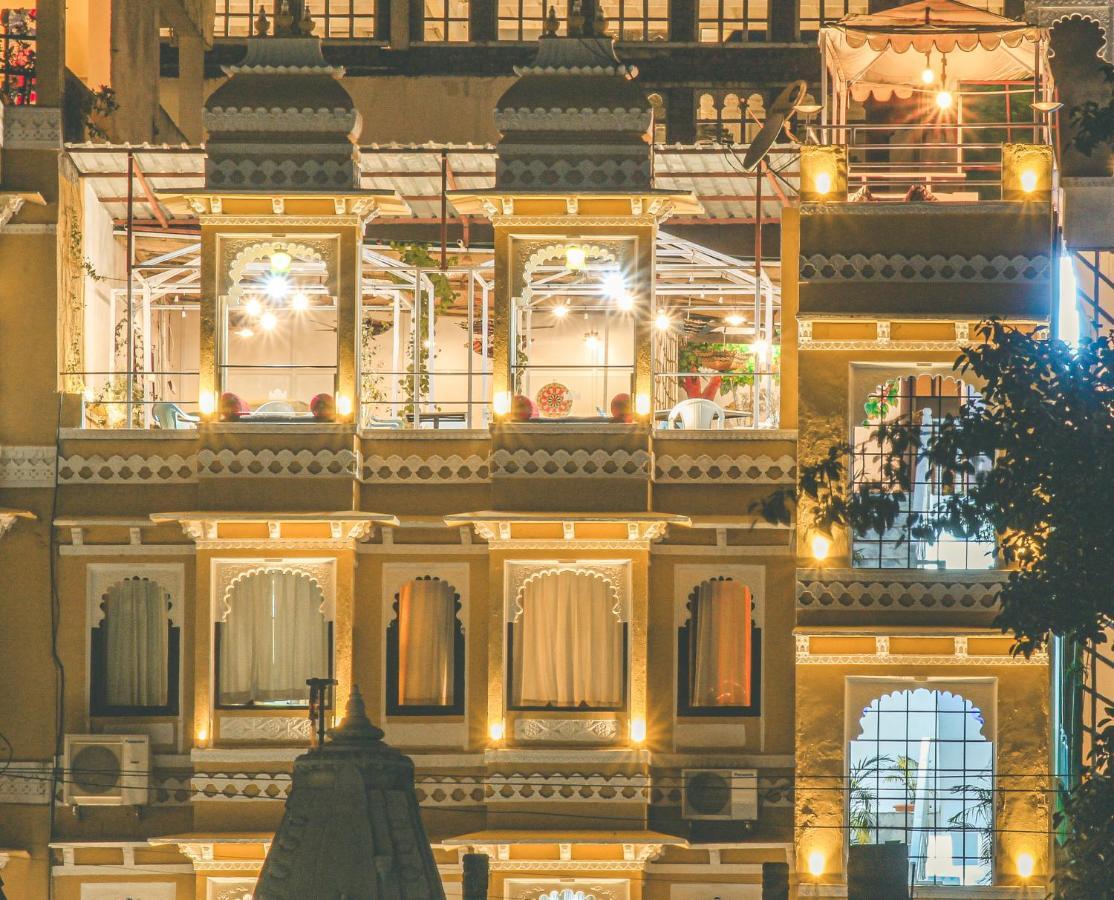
[1,0,1108,898]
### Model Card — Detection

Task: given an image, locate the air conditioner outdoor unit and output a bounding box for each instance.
[682,768,758,820]
[63,734,149,807]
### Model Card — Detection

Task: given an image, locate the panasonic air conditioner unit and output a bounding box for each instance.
[682,768,758,820]
[63,734,149,807]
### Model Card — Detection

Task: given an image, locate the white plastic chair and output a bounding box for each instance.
[667,398,726,430]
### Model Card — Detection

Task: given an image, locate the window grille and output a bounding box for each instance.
[423,0,470,41]
[851,372,994,570]
[601,0,669,41]
[1,6,36,105]
[497,0,548,40]
[698,0,767,42]
[214,0,376,38]
[849,688,994,886]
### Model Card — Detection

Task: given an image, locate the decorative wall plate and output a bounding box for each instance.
[536,382,573,417]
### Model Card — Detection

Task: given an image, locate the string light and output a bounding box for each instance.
[553,302,569,318]
[236,327,254,339]
[654,311,671,331]
[269,251,292,274]
[935,90,953,110]
[920,51,935,85]
[565,246,586,270]
[616,292,635,312]
[266,276,290,300]
[725,312,744,327]
[245,298,262,317]
[291,291,310,311]
[260,311,278,332]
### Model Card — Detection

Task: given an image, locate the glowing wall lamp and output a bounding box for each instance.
[335,394,353,419]
[493,391,512,418]
[799,145,847,203]
[1002,143,1053,202]
[565,245,587,271]
[1016,852,1035,879]
[630,718,647,743]
[807,850,825,878]
[810,532,831,562]
[199,391,217,417]
[489,720,505,743]
[635,393,651,417]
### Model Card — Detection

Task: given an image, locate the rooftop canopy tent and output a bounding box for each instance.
[818,0,1053,196]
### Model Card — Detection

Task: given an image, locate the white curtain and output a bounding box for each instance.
[219,571,329,704]
[691,580,751,707]
[398,578,456,706]
[105,578,169,707]
[513,571,623,707]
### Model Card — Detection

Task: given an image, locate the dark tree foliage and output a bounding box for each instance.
[758,322,1114,895]
[763,321,1114,656]
[1053,710,1114,899]
[1071,69,1114,157]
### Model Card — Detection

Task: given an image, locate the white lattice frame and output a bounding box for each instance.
[211,557,337,622]
[87,563,186,629]
[380,562,471,718]
[505,560,632,623]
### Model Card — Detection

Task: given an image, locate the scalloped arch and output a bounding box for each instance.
[1047,12,1110,62]
[513,566,625,622]
[391,575,465,632]
[220,566,329,621]
[521,243,619,303]
[853,687,988,741]
[225,240,327,304]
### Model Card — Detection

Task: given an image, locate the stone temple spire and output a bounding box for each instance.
[202,14,363,193]
[254,686,445,899]
[491,8,653,191]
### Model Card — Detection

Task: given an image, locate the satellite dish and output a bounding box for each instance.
[740,80,809,172]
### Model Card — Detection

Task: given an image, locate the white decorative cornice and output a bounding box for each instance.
[795,632,1048,665]
[495,108,651,132]
[0,445,55,487]
[204,106,360,137]
[654,453,796,484]
[1,107,62,148]
[800,253,1052,283]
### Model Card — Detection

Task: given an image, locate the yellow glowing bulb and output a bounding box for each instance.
[493,391,512,417]
[810,533,831,560]
[270,251,292,274]
[260,311,278,332]
[725,313,744,327]
[199,392,216,416]
[565,246,586,270]
[1017,853,1035,879]
[236,327,255,339]
[553,302,569,318]
[245,298,263,317]
[814,171,832,195]
[655,312,671,331]
[921,67,935,85]
[489,721,505,742]
[807,850,825,877]
[1020,169,1039,193]
[616,292,635,312]
[584,332,600,351]
[630,718,647,743]
[196,727,208,746]
[635,393,651,417]
[291,291,310,311]
[935,90,953,110]
[336,394,352,417]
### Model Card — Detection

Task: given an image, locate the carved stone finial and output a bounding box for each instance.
[254,3,270,36]
[543,5,559,37]
[274,0,295,35]
[569,0,585,36]
[327,685,386,744]
[298,2,317,35]
[591,2,610,37]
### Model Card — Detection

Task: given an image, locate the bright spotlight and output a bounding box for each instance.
[236,327,254,339]
[603,271,626,300]
[814,171,832,196]
[265,275,290,300]
[725,313,744,327]
[655,311,671,331]
[291,291,310,311]
[269,251,292,274]
[553,302,569,319]
[935,90,953,110]
[260,311,278,332]
[565,246,586,270]
[616,292,635,312]
[1020,169,1039,194]
[920,67,935,85]
[245,298,262,317]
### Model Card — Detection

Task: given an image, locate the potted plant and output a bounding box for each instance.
[849,754,894,845]
[890,754,919,813]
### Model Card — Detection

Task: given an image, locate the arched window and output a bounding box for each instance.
[849,687,994,885]
[91,578,179,715]
[510,570,626,709]
[386,577,465,715]
[216,570,332,706]
[677,577,760,716]
[851,371,994,569]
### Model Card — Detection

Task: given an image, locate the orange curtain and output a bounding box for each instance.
[398,579,456,706]
[691,580,751,706]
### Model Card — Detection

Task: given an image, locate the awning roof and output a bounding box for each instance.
[65,143,798,227]
[823,0,1042,102]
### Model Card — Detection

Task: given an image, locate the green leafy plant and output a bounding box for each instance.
[1054,709,1114,898]
[947,775,995,885]
[848,754,894,845]
[81,84,119,142]
[388,242,457,315]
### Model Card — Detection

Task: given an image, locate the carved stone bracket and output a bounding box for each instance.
[513,718,621,743]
